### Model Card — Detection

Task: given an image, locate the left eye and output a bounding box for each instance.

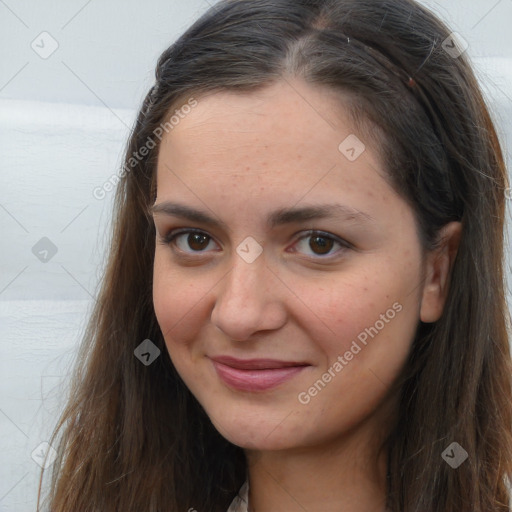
[292,231,349,258]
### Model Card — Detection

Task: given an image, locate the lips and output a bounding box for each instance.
[210,355,310,392]
[211,355,309,370]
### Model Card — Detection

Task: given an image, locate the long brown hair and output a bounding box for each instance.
[37,0,512,510]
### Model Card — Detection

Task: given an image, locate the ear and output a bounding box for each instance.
[419,221,462,323]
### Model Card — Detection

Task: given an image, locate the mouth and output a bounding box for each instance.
[210,356,311,392]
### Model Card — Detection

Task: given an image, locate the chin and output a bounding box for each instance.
[217,426,295,451]
[204,403,305,451]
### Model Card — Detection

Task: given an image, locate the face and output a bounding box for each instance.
[152,78,426,452]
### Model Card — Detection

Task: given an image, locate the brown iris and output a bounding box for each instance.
[309,235,334,255]
[187,232,210,251]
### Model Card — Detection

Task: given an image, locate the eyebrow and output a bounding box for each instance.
[150,201,375,229]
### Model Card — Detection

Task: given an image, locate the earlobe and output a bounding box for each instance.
[419,221,462,323]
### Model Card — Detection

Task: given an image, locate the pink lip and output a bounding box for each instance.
[210,356,310,392]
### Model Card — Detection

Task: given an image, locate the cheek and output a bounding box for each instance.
[283,270,396,352]
[152,254,211,352]
[292,299,417,443]
[289,262,420,372]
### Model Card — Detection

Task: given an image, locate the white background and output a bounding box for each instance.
[0,1,511,510]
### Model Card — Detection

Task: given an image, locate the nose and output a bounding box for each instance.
[210,254,287,341]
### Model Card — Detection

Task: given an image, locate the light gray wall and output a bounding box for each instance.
[0,2,511,511]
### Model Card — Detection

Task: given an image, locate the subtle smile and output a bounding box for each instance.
[210,356,311,392]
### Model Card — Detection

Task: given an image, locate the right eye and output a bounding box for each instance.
[159,228,220,254]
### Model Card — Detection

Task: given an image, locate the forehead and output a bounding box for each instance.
[155,78,388,202]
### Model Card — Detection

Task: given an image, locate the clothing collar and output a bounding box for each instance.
[226,480,249,512]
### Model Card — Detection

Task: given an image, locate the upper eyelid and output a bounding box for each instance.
[164,227,346,241]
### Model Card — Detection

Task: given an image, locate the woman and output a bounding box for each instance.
[37,0,512,510]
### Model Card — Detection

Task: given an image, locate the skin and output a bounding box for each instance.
[151,77,461,512]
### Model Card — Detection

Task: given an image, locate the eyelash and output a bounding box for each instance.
[157,228,352,260]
